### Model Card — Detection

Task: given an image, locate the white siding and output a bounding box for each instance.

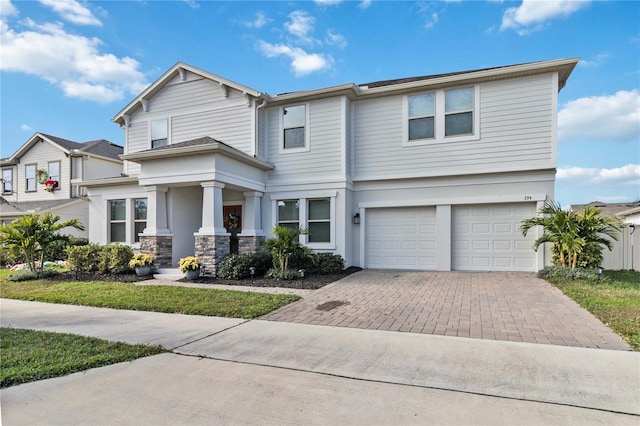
[353,74,555,180]
[345,99,353,180]
[266,97,343,184]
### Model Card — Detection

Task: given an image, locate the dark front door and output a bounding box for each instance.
[223,205,242,254]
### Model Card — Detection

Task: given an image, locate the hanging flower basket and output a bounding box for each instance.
[43,179,58,193]
[36,169,49,184]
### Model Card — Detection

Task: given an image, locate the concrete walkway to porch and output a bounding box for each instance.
[262,270,632,351]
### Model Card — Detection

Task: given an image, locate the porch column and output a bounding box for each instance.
[238,191,265,254]
[140,185,172,268]
[195,181,230,275]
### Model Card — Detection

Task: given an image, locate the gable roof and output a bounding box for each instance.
[570,201,640,218]
[5,133,123,163]
[113,62,266,126]
[0,196,86,217]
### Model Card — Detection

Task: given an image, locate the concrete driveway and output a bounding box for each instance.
[263,270,632,351]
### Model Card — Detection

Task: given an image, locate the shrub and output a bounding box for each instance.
[99,244,134,274]
[7,268,59,282]
[266,267,300,280]
[538,266,606,283]
[217,252,273,280]
[311,253,344,275]
[47,237,88,262]
[66,244,103,273]
[287,246,318,272]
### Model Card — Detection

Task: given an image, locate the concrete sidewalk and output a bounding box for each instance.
[2,299,639,425]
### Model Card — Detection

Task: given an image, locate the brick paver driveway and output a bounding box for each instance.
[262,270,631,351]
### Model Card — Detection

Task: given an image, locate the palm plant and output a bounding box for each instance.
[521,202,619,269]
[0,213,85,275]
[262,225,315,274]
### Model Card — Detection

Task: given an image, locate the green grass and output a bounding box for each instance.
[1,327,165,388]
[0,279,300,319]
[546,270,640,350]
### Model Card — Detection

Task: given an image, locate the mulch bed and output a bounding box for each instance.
[45,266,362,290]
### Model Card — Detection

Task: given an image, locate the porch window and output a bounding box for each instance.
[109,199,126,243]
[283,105,305,149]
[25,164,36,192]
[308,198,330,243]
[134,198,147,243]
[48,161,60,190]
[151,119,168,148]
[2,168,13,194]
[277,200,300,230]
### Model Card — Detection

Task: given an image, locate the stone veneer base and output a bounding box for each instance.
[140,235,173,269]
[238,235,265,254]
[195,234,230,276]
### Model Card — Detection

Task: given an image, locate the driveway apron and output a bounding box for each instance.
[262,270,631,351]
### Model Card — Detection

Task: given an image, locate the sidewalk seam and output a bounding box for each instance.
[168,320,252,351]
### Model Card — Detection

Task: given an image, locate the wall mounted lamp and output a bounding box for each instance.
[353,213,361,224]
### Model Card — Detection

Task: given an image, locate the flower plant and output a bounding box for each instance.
[179,256,202,273]
[129,253,153,268]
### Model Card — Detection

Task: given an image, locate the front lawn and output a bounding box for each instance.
[546,270,640,350]
[1,327,165,388]
[0,279,300,319]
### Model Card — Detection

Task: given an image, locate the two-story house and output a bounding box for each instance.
[1,133,123,237]
[80,57,578,273]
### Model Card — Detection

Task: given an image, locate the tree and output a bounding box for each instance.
[521,202,619,269]
[261,225,315,275]
[0,213,85,274]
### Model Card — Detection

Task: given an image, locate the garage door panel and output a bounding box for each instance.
[366,207,436,270]
[453,203,536,272]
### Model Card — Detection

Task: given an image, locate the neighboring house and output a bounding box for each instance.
[571,201,640,270]
[0,133,123,237]
[80,57,579,273]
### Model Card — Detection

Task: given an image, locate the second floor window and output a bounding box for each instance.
[2,169,13,194]
[48,161,60,190]
[283,105,305,149]
[25,164,36,192]
[151,119,168,148]
[445,88,474,136]
[409,93,435,140]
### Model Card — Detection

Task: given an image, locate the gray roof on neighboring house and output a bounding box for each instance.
[7,133,123,163]
[0,196,85,217]
[570,201,640,218]
[78,139,124,160]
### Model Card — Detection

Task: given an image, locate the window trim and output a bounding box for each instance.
[25,164,37,192]
[150,118,169,149]
[106,198,148,245]
[2,168,13,194]
[403,86,480,147]
[133,198,148,243]
[108,199,127,243]
[48,160,61,191]
[271,191,337,250]
[279,103,310,154]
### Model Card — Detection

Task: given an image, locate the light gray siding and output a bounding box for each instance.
[345,99,353,180]
[353,74,555,180]
[16,142,71,201]
[266,97,343,184]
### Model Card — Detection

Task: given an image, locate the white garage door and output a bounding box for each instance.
[366,207,436,269]
[452,203,537,271]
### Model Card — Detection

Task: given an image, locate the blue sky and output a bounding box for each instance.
[1,0,638,208]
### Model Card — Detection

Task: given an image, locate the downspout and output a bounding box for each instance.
[255,98,268,158]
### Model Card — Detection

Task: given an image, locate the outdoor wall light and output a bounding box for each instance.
[298,269,305,280]
[353,213,361,224]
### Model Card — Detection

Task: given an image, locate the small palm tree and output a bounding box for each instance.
[521,202,619,269]
[0,213,85,275]
[262,225,314,273]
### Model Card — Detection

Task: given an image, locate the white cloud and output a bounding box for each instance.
[1,19,147,103]
[39,0,102,26]
[20,124,33,132]
[325,29,347,48]
[314,0,342,5]
[1,0,17,17]
[359,0,372,9]
[256,40,332,76]
[578,53,610,67]
[501,0,590,33]
[244,11,270,28]
[558,89,640,142]
[557,164,640,183]
[285,10,316,45]
[424,12,438,29]
[183,0,199,9]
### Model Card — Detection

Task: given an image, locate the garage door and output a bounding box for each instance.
[366,207,436,269]
[452,203,536,271]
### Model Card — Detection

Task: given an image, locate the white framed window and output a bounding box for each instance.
[25,164,36,192]
[48,161,60,190]
[404,86,479,146]
[109,199,126,243]
[272,192,336,249]
[134,198,147,243]
[151,119,168,148]
[2,168,13,194]
[281,104,310,153]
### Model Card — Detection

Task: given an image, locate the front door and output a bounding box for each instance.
[223,205,242,254]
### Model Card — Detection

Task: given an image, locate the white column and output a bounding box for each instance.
[436,205,452,271]
[240,191,265,236]
[198,181,228,235]
[142,185,170,235]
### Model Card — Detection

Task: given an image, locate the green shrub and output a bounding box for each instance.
[538,266,606,283]
[217,252,273,280]
[311,253,344,275]
[7,268,59,282]
[266,267,300,280]
[66,244,103,273]
[47,237,88,262]
[98,244,134,274]
[287,246,318,271]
